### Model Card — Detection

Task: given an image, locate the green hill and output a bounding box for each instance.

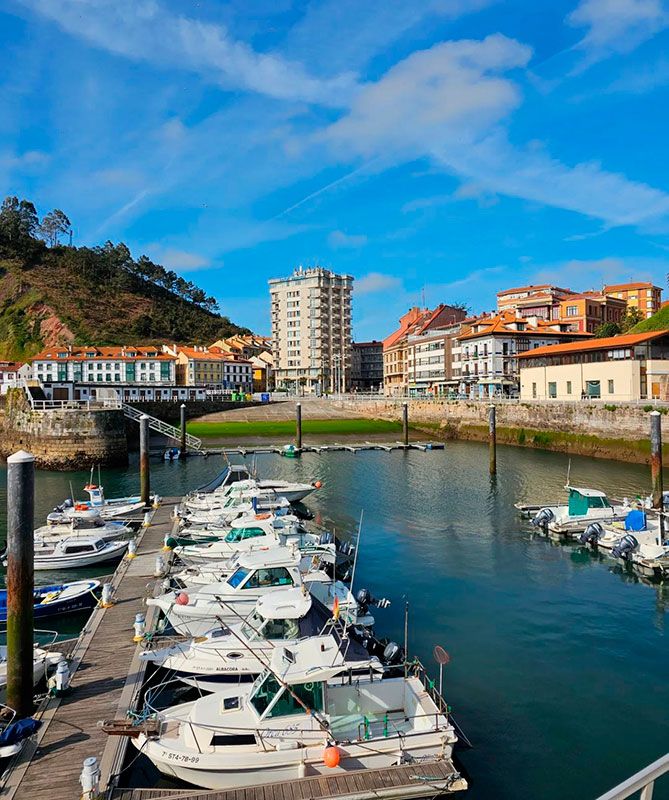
[629,305,669,334]
[0,196,249,360]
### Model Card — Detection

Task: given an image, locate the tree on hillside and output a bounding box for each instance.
[0,196,40,255]
[621,307,643,332]
[40,209,71,246]
[594,322,621,338]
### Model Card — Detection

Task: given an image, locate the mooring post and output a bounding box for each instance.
[650,410,663,509]
[140,413,150,508]
[403,402,409,447]
[295,402,302,450]
[489,403,497,476]
[6,450,35,719]
[180,403,187,456]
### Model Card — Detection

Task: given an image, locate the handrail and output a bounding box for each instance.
[595,753,669,800]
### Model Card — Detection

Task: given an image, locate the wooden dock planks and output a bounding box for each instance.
[2,500,179,800]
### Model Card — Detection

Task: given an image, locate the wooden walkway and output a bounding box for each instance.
[196,441,445,457]
[109,758,467,800]
[1,499,178,800]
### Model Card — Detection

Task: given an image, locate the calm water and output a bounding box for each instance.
[1,444,668,799]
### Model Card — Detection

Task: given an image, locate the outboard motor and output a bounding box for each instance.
[356,588,391,616]
[579,522,604,546]
[61,498,73,509]
[319,531,334,546]
[383,641,405,665]
[531,508,555,528]
[337,540,355,556]
[612,534,638,560]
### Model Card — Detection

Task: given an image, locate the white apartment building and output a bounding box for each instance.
[32,345,176,385]
[269,267,353,393]
[0,361,31,394]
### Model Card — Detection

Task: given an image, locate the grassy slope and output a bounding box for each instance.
[188,418,403,438]
[629,305,669,333]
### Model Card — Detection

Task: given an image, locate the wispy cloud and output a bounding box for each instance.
[149,247,212,272]
[356,272,402,294]
[328,230,368,249]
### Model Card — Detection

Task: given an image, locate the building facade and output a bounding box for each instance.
[558,293,627,333]
[351,341,383,392]
[269,267,353,393]
[518,331,669,402]
[0,361,30,394]
[32,346,176,386]
[497,284,576,320]
[166,345,252,392]
[406,323,463,395]
[456,313,591,398]
[603,282,663,319]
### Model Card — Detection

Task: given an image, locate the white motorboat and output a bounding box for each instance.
[147,547,370,637]
[526,486,630,537]
[133,636,460,791]
[30,536,128,570]
[189,464,320,505]
[57,483,157,520]
[35,516,132,546]
[0,646,63,702]
[181,494,293,528]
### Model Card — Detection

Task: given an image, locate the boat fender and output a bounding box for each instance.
[255,513,271,520]
[579,523,604,546]
[323,746,340,767]
[313,480,323,489]
[175,592,189,606]
[531,508,554,527]
[74,504,89,512]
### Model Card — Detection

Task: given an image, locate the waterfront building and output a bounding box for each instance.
[558,292,627,333]
[497,284,577,319]
[456,312,591,398]
[384,304,466,395]
[518,330,669,401]
[211,334,272,359]
[0,360,31,394]
[407,322,464,396]
[250,351,274,392]
[351,341,383,392]
[165,345,253,392]
[603,282,663,319]
[269,266,353,393]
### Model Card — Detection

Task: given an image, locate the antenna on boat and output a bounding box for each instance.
[97,464,101,487]
[69,481,75,505]
[565,458,572,489]
[343,510,364,639]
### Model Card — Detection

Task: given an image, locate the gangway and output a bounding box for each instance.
[121,403,202,450]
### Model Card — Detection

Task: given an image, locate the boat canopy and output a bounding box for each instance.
[568,487,611,516]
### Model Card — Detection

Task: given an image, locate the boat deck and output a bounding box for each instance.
[1,499,178,800]
[109,757,467,800]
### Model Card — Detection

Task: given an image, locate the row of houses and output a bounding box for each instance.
[1,336,274,402]
[366,281,665,399]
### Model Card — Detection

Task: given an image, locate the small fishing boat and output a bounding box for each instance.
[132,636,460,790]
[191,464,318,503]
[164,447,181,461]
[30,536,128,571]
[147,547,370,637]
[35,516,132,545]
[280,443,300,458]
[523,486,630,538]
[182,496,293,528]
[0,580,100,622]
[57,469,158,519]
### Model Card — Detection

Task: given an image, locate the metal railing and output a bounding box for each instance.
[121,403,202,450]
[29,397,122,411]
[595,753,669,799]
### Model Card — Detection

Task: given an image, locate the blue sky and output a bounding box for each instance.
[2,0,669,339]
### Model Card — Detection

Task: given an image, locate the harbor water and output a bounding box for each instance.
[1,442,668,799]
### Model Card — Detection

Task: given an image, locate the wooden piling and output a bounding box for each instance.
[650,410,663,509]
[403,402,409,447]
[295,402,302,450]
[180,403,187,457]
[139,414,150,508]
[488,403,497,476]
[6,450,35,719]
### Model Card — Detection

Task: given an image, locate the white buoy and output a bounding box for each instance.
[126,539,137,560]
[100,582,114,607]
[80,756,101,799]
[133,612,146,642]
[154,554,166,577]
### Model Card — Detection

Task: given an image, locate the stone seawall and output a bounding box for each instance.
[0,397,128,469]
[334,399,669,465]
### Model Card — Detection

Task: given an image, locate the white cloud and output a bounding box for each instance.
[328,230,368,249]
[20,0,357,106]
[567,0,668,67]
[532,256,669,289]
[356,272,402,294]
[154,248,212,272]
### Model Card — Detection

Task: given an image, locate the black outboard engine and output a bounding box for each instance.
[579,522,604,546]
[531,508,555,528]
[356,588,391,616]
[337,540,355,557]
[319,531,334,546]
[61,498,73,509]
[383,641,405,665]
[612,534,638,560]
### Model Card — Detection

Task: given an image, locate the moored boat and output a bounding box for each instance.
[30,536,128,570]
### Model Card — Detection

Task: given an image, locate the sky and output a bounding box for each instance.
[2,0,669,339]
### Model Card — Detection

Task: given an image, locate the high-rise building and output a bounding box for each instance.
[351,341,383,392]
[269,267,353,393]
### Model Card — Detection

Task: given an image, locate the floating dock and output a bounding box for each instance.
[1,496,466,800]
[194,441,445,457]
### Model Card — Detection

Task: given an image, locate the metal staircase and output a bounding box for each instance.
[121,403,202,450]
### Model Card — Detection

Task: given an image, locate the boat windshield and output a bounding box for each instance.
[227,567,250,588]
[249,673,323,718]
[241,612,268,641]
[241,615,299,642]
[225,527,266,543]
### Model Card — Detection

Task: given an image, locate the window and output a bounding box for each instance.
[566,381,572,395]
[565,306,578,317]
[608,379,614,394]
[586,380,601,398]
[532,382,537,399]
[548,382,557,398]
[225,527,266,543]
[249,672,324,719]
[243,567,294,589]
[227,567,250,588]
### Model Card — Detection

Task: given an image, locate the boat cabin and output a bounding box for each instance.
[567,487,611,517]
[59,537,109,555]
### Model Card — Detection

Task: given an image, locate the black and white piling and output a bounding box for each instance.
[650,410,663,509]
[403,402,409,447]
[489,403,497,476]
[6,449,35,719]
[139,413,150,508]
[296,402,302,450]
[180,403,187,456]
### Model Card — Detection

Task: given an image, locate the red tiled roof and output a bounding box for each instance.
[32,346,175,362]
[0,361,23,369]
[517,330,669,358]
[497,284,575,297]
[604,282,661,292]
[458,312,592,340]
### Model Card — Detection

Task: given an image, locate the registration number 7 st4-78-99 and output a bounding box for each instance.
[162,751,201,764]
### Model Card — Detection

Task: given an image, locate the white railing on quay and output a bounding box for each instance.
[594,753,669,800]
[29,398,122,411]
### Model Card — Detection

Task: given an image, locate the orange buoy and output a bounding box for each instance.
[255,513,271,520]
[323,746,340,768]
[175,592,189,606]
[313,481,323,489]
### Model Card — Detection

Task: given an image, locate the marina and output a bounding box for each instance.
[0,443,668,798]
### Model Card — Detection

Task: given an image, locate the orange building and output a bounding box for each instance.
[558,292,627,333]
[603,282,662,319]
[497,284,576,319]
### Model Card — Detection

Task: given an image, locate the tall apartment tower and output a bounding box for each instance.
[269,267,353,393]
